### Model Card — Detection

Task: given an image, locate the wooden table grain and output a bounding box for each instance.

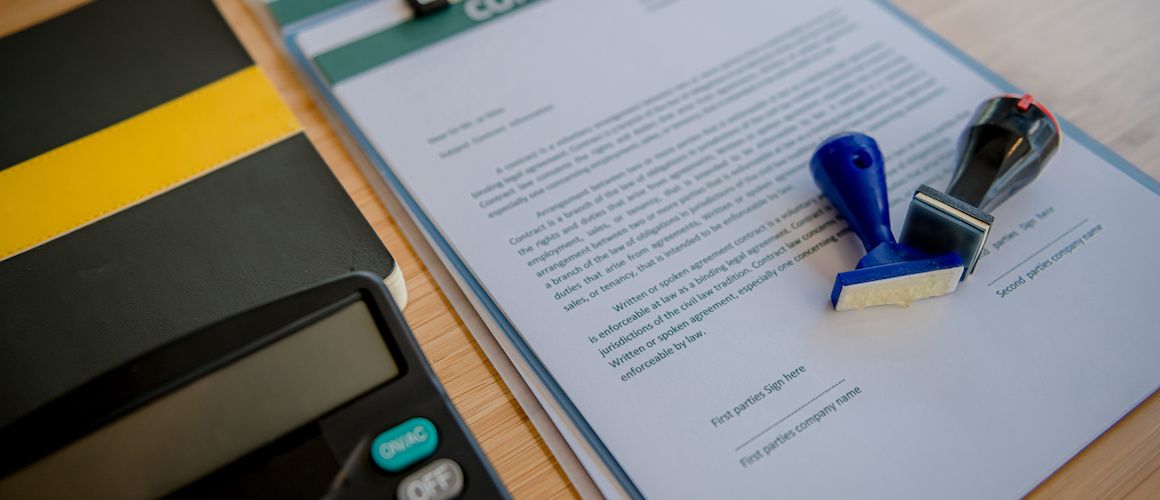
[2,1,1158,497]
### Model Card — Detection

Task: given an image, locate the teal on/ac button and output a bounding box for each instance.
[371,417,439,472]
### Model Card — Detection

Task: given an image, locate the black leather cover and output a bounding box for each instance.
[0,0,397,429]
[0,0,251,169]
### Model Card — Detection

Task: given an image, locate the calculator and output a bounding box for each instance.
[0,272,508,500]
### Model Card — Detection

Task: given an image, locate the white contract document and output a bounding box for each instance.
[283,0,1160,497]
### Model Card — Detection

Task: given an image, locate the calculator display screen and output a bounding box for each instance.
[0,299,399,499]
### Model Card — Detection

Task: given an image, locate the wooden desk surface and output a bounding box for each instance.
[2,1,1158,497]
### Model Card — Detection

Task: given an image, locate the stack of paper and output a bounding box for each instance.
[263,0,1160,496]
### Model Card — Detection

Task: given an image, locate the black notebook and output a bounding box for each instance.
[0,0,404,428]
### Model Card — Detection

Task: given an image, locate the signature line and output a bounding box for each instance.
[734,379,846,452]
[986,218,1090,287]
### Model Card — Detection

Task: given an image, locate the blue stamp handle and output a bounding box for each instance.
[810,132,895,253]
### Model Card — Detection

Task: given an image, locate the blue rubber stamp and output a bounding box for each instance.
[810,133,964,311]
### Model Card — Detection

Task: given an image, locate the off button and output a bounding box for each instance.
[371,417,439,473]
[397,459,464,500]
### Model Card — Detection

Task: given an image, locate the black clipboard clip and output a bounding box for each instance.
[406,0,451,17]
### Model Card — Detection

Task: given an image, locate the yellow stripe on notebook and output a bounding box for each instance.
[0,66,301,261]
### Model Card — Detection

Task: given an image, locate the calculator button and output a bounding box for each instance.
[371,417,439,472]
[396,459,464,500]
